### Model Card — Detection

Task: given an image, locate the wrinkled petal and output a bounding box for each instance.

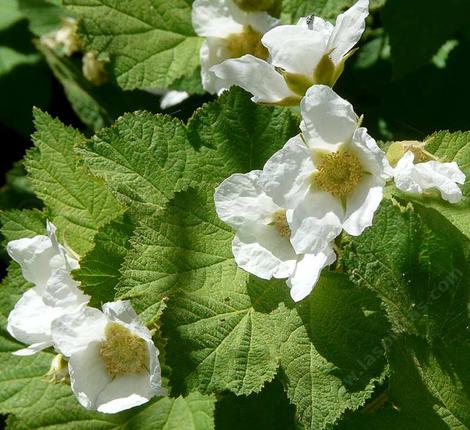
[7,287,58,347]
[343,175,384,236]
[7,236,56,288]
[327,0,369,64]
[215,170,279,229]
[261,25,328,76]
[192,0,245,38]
[160,91,189,110]
[232,224,297,280]
[43,267,89,309]
[103,300,152,340]
[211,55,296,103]
[301,85,358,148]
[393,152,420,193]
[200,38,232,94]
[350,127,392,179]
[68,341,113,411]
[289,191,343,254]
[287,248,336,302]
[260,135,313,208]
[13,341,53,356]
[52,307,107,357]
[96,342,162,413]
[247,11,279,34]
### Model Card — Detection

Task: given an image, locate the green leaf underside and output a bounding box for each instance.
[280,272,389,430]
[25,109,124,256]
[393,130,470,240]
[64,0,203,92]
[344,200,469,341]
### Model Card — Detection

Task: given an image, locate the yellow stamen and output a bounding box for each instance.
[273,209,291,237]
[100,322,148,378]
[313,151,364,198]
[226,26,269,60]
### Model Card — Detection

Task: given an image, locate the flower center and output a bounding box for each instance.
[273,209,291,237]
[313,151,364,198]
[100,322,148,378]
[226,26,269,60]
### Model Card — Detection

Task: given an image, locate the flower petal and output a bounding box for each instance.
[414,160,466,203]
[192,0,244,38]
[232,224,297,280]
[288,190,343,254]
[298,15,334,34]
[7,287,55,347]
[350,127,392,179]
[287,248,336,302]
[68,341,112,411]
[247,11,279,34]
[260,135,313,208]
[13,341,53,356]
[393,152,421,193]
[301,85,358,148]
[103,300,152,340]
[200,38,232,94]
[327,0,369,64]
[43,267,89,309]
[160,91,189,110]
[343,175,384,236]
[52,307,107,357]
[7,235,56,288]
[214,170,279,229]
[261,25,328,76]
[211,55,296,103]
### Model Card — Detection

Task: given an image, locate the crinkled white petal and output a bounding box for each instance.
[301,85,358,149]
[52,307,107,357]
[288,191,343,254]
[247,11,279,34]
[327,0,369,64]
[13,341,53,356]
[261,25,328,76]
[192,0,245,38]
[394,152,466,203]
[215,170,280,229]
[232,224,297,280]
[96,341,162,413]
[200,38,232,94]
[103,300,152,340]
[160,91,189,110]
[287,247,336,302]
[260,135,313,208]
[7,236,57,289]
[43,267,89,309]
[68,341,113,411]
[298,15,334,34]
[350,127,393,179]
[343,175,384,236]
[7,287,61,348]
[211,55,296,103]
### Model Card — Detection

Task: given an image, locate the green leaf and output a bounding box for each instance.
[343,200,469,340]
[25,109,124,255]
[382,0,470,77]
[77,111,189,214]
[394,130,470,240]
[17,0,65,36]
[186,87,299,188]
[118,187,292,396]
[64,0,203,92]
[280,272,389,430]
[0,209,47,243]
[73,212,135,307]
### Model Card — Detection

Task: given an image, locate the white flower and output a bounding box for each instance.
[6,221,89,356]
[211,0,369,104]
[192,0,279,94]
[260,85,391,254]
[393,151,465,203]
[41,17,80,57]
[51,301,163,413]
[145,88,190,110]
[214,170,336,302]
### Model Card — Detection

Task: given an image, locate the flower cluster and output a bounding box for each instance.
[208,1,466,301]
[7,222,163,413]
